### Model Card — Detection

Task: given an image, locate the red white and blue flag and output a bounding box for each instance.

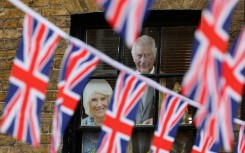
[96,0,154,47]
[191,129,219,153]
[182,0,238,127]
[0,14,60,147]
[210,26,245,151]
[235,125,245,153]
[197,26,245,151]
[151,94,188,153]
[182,0,239,151]
[50,42,99,153]
[97,71,146,153]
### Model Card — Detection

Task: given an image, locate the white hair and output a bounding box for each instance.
[83,79,113,116]
[131,35,157,58]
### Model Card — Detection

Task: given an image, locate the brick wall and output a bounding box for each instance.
[0,0,244,153]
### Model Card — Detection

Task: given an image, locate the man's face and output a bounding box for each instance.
[133,44,155,74]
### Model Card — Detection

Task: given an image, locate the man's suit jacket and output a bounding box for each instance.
[135,86,154,124]
[133,86,154,153]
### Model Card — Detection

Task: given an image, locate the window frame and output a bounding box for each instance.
[63,10,204,153]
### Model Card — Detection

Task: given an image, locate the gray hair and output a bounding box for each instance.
[131,35,157,58]
[83,79,113,116]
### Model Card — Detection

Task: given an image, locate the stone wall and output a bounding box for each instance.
[0,0,244,152]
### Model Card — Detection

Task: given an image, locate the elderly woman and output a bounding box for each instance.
[81,79,113,153]
[81,79,113,126]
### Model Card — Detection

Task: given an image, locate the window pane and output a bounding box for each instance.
[158,77,182,106]
[160,27,196,73]
[82,132,100,153]
[158,77,194,125]
[128,130,154,153]
[173,130,195,152]
[86,29,119,75]
[180,106,195,124]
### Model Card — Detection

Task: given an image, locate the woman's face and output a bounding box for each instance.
[89,93,109,119]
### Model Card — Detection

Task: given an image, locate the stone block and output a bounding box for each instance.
[48,16,71,28]
[47,81,58,90]
[0,20,3,29]
[6,50,16,61]
[40,134,50,144]
[0,8,24,19]
[1,61,13,70]
[0,29,22,39]
[0,92,7,102]
[4,19,18,29]
[49,70,60,81]
[0,134,16,146]
[0,146,10,152]
[1,39,19,50]
[45,91,57,101]
[28,0,49,7]
[0,50,6,60]
[41,6,69,16]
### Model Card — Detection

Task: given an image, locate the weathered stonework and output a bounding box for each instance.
[0,0,244,152]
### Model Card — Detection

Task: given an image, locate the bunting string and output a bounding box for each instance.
[7,0,245,127]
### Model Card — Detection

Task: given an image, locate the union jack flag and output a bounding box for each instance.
[151,94,188,153]
[182,0,238,127]
[195,20,245,153]
[0,14,60,147]
[195,26,245,151]
[182,0,239,151]
[96,0,154,47]
[235,125,245,153]
[50,42,100,153]
[191,129,219,153]
[207,26,245,151]
[97,71,146,153]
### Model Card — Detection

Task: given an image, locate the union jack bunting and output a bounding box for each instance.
[151,94,188,153]
[191,129,219,153]
[96,0,154,47]
[182,0,238,127]
[208,26,245,151]
[50,42,99,153]
[182,0,239,151]
[97,71,146,153]
[235,125,245,153]
[196,26,245,151]
[0,14,60,147]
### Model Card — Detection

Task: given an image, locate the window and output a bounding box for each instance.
[63,10,202,153]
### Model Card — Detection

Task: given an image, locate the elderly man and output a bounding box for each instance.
[132,35,156,125]
[131,35,157,153]
[132,35,157,75]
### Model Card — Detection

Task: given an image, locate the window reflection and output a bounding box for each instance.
[86,29,119,75]
[160,27,196,74]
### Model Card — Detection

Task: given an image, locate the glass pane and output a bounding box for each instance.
[172,130,195,153]
[81,79,116,126]
[127,130,154,153]
[82,132,100,153]
[160,27,196,73]
[86,29,119,75]
[123,27,159,71]
[180,106,195,124]
[158,77,194,124]
[158,77,182,105]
